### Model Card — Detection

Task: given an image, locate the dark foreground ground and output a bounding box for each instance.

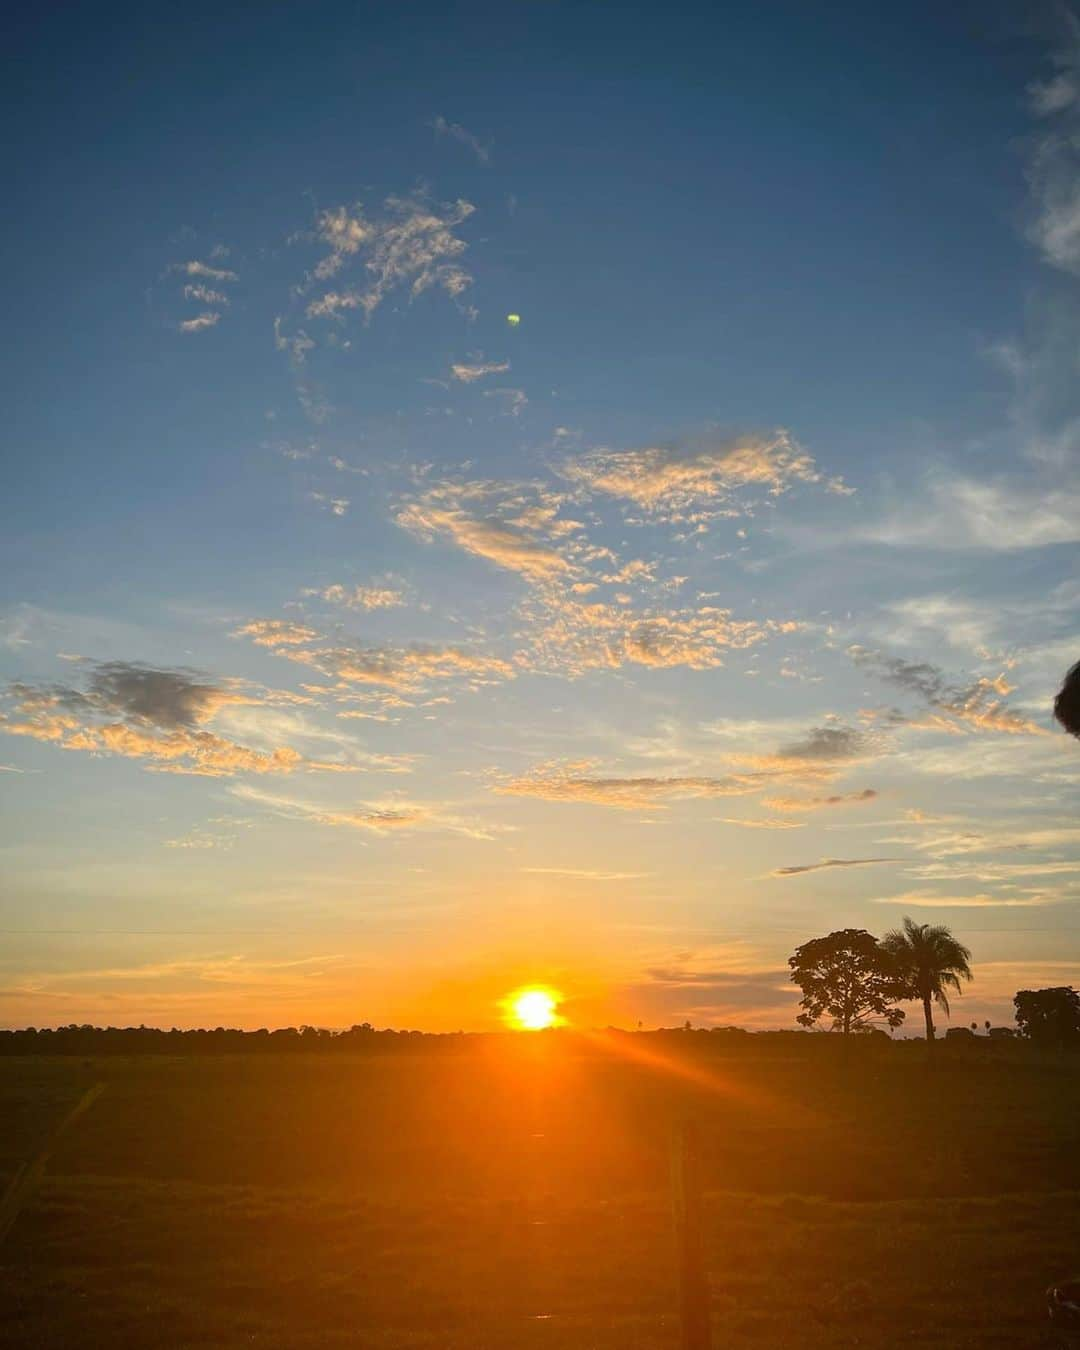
[1,1036,1078,1348]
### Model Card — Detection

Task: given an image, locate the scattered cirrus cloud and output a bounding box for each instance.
[304,582,406,611]
[519,592,784,677]
[168,257,238,333]
[234,621,514,697]
[560,432,849,524]
[234,620,321,647]
[305,193,475,320]
[309,491,349,516]
[183,283,228,306]
[483,387,528,417]
[396,482,575,581]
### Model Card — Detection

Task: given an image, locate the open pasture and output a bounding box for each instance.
[1,1038,1078,1348]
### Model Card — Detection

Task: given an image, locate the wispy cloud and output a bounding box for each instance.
[715,816,806,829]
[862,475,1080,552]
[850,648,1046,735]
[309,492,349,516]
[168,258,237,333]
[178,312,221,334]
[762,788,879,813]
[230,783,495,840]
[484,387,528,417]
[1026,19,1080,274]
[495,756,827,811]
[183,284,228,306]
[869,890,1058,908]
[497,765,762,810]
[521,867,652,881]
[774,724,871,761]
[451,358,509,383]
[171,259,238,283]
[771,856,902,877]
[431,115,491,164]
[230,783,427,833]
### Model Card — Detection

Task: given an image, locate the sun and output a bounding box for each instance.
[503,986,562,1031]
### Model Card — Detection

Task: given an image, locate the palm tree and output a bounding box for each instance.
[880,916,972,1043]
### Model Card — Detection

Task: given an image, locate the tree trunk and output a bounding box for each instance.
[922,994,935,1043]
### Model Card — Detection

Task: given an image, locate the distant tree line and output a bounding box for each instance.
[0,1023,478,1056]
[788,917,1080,1047]
[1,994,1077,1055]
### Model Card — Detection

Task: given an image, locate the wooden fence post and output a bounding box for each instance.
[670,1118,712,1350]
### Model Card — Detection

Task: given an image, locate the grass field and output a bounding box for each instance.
[1,1038,1078,1348]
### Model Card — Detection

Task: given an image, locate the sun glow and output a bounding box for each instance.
[504,986,561,1031]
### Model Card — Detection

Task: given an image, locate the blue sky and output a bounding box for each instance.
[2,2,1078,1031]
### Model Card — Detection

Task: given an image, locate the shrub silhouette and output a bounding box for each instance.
[1014,987,1080,1046]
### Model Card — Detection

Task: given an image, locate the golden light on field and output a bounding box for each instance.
[503,986,562,1031]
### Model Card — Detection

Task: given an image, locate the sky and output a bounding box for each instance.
[2,1,1078,1033]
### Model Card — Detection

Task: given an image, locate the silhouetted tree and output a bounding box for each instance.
[1054,661,1080,737]
[788,929,905,1034]
[1014,986,1080,1046]
[880,916,972,1043]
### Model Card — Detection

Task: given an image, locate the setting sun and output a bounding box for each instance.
[504,987,561,1031]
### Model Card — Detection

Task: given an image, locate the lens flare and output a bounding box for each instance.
[503,986,561,1030]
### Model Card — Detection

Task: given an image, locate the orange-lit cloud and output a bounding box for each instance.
[0,662,355,779]
[497,763,768,809]
[397,501,571,580]
[306,583,405,610]
[234,620,321,646]
[451,358,509,382]
[561,432,845,521]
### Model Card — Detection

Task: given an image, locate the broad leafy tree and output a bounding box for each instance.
[1014,986,1080,1046]
[880,916,972,1043]
[788,928,905,1034]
